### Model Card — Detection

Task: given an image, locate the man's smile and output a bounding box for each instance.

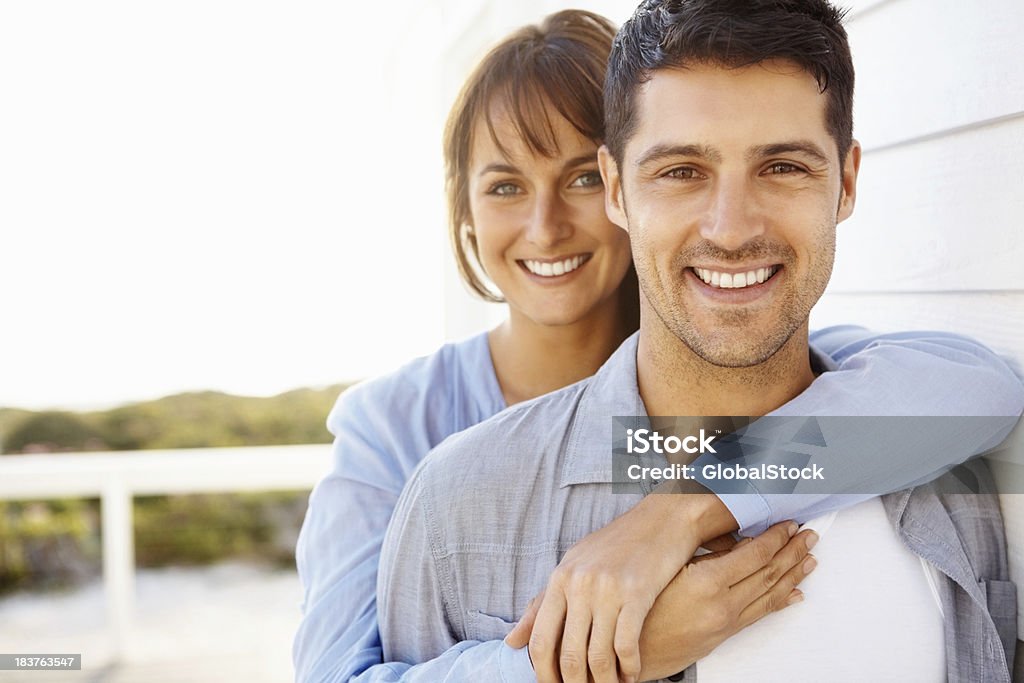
[691,265,782,289]
[685,264,785,303]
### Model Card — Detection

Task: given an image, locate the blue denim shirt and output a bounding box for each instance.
[295,328,1024,682]
[377,333,1020,682]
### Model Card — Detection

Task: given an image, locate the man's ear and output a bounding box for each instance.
[836,139,862,224]
[598,145,628,231]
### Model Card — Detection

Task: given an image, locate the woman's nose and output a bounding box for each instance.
[524,192,572,248]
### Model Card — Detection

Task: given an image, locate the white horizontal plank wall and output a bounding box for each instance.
[812,0,1024,640]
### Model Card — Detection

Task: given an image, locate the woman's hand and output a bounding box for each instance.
[635,522,818,681]
[504,490,733,682]
[506,516,817,683]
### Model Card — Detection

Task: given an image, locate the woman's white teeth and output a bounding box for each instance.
[695,266,778,289]
[524,255,584,277]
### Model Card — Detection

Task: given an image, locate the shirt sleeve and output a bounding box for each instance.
[690,327,1024,536]
[293,383,532,683]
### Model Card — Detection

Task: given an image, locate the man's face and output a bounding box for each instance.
[600,60,860,367]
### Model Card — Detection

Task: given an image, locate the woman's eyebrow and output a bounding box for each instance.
[478,152,598,177]
[478,162,520,176]
[561,152,599,170]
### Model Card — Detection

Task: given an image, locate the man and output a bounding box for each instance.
[378,1,1018,681]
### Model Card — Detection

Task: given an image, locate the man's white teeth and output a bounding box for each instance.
[524,255,585,277]
[694,265,779,289]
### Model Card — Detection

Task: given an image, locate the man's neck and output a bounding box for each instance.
[636,318,816,418]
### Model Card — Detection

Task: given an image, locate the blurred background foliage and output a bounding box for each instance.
[0,385,347,454]
[0,385,349,595]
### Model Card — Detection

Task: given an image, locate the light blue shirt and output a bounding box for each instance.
[378,334,1021,682]
[294,327,1024,682]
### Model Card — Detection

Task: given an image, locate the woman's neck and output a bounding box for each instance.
[488,294,634,406]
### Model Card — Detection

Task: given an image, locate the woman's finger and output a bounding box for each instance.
[506,589,545,649]
[612,602,646,683]
[558,597,592,683]
[729,529,817,605]
[586,604,620,683]
[529,588,568,683]
[736,553,817,627]
[715,521,798,586]
[701,532,739,553]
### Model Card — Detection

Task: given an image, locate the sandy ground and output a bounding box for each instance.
[0,562,302,682]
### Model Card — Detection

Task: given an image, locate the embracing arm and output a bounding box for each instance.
[690,326,1024,535]
[293,389,529,683]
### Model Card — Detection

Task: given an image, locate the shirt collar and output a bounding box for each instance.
[560,332,836,487]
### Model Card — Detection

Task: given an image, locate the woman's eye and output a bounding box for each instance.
[487,182,521,196]
[569,171,603,189]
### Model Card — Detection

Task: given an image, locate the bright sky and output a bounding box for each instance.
[0,2,453,410]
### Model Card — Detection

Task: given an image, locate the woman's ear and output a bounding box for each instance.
[598,145,628,231]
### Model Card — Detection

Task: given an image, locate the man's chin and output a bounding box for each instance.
[679,328,796,369]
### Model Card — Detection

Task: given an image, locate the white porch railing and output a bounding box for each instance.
[0,444,331,661]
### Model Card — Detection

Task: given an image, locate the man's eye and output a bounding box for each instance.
[569,171,603,189]
[665,167,701,180]
[766,162,803,175]
[487,182,521,196]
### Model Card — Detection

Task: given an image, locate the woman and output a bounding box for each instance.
[293,10,1023,683]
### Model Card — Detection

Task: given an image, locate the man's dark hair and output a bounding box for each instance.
[605,0,854,164]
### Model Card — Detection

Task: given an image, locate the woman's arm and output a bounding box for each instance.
[293,370,532,683]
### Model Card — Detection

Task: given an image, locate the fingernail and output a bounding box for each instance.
[787,522,798,537]
[803,556,817,574]
[787,591,804,605]
[805,531,819,550]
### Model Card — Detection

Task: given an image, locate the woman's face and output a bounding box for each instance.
[466,103,633,328]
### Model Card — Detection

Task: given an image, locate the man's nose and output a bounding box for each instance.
[524,191,572,248]
[698,176,766,251]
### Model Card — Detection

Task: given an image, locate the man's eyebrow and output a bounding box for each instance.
[749,142,831,166]
[635,144,722,168]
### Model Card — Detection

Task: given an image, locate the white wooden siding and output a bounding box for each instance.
[818,1,1024,636]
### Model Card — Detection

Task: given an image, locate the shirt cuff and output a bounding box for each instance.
[499,645,535,682]
[716,492,772,537]
[689,453,772,536]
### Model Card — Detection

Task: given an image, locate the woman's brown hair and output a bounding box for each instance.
[443,10,618,302]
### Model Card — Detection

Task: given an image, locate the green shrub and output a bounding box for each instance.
[0,491,309,595]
